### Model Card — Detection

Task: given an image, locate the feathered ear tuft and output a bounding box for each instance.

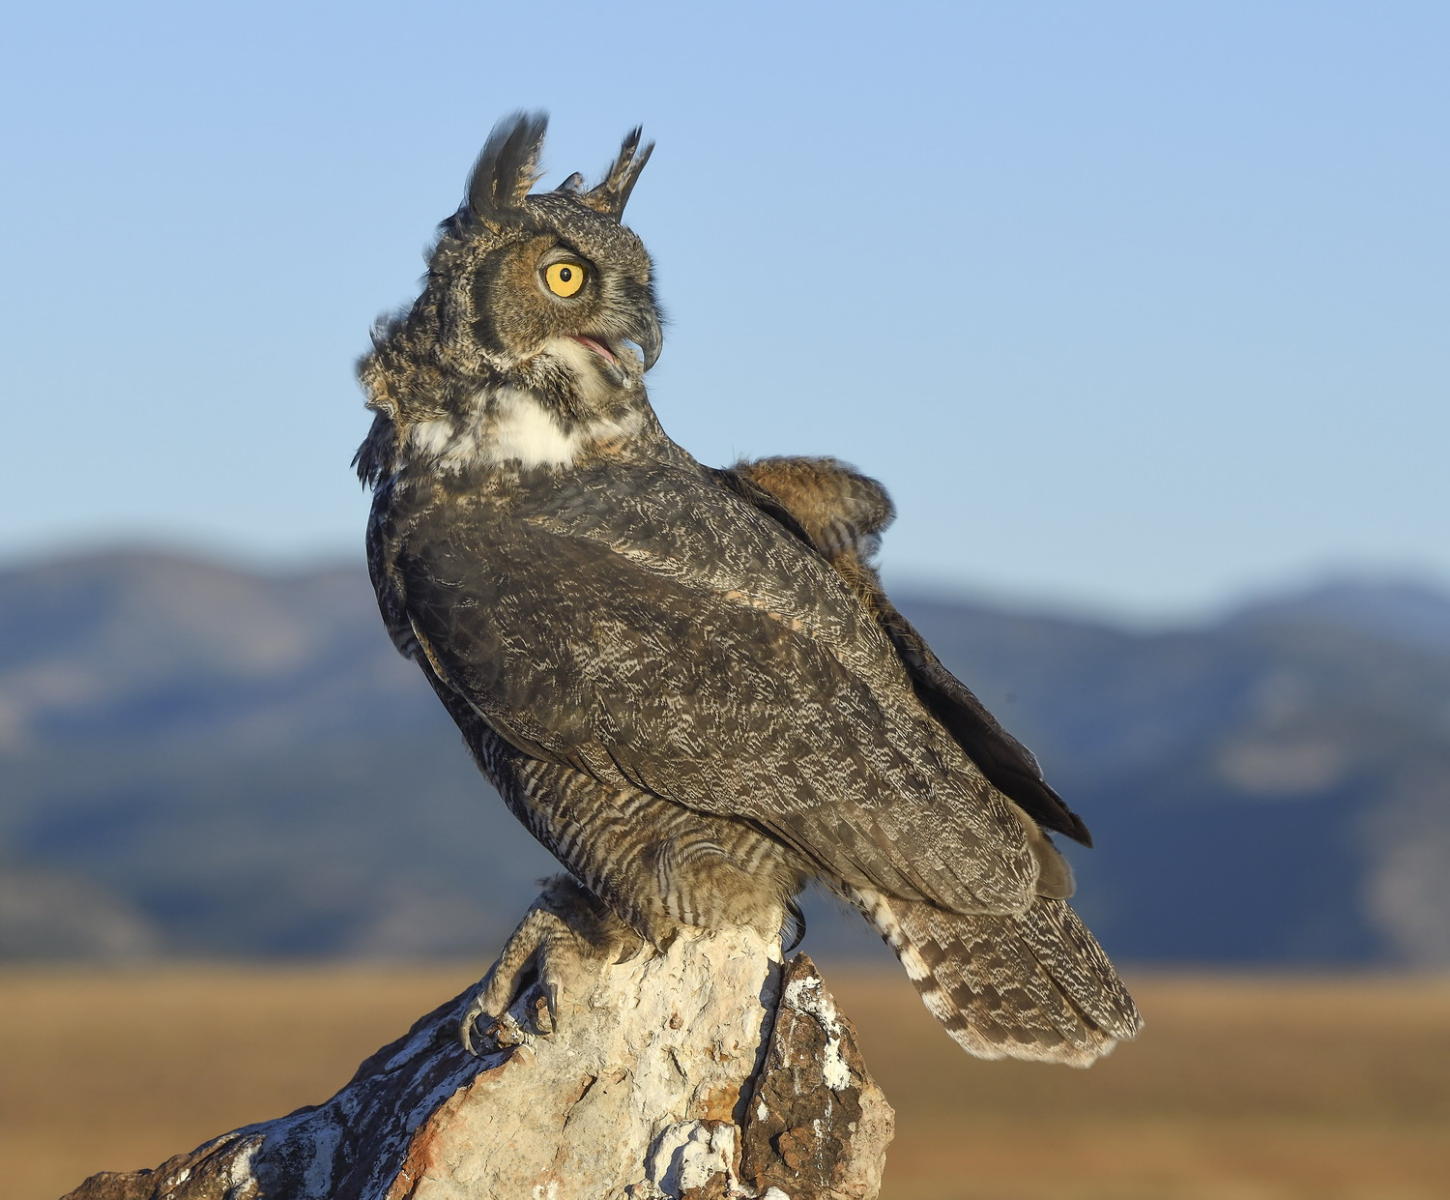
[555,171,586,195]
[580,126,654,219]
[466,111,549,222]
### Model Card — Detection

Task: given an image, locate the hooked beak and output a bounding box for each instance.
[564,300,663,383]
[632,307,663,372]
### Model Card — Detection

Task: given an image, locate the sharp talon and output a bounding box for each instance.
[460,997,486,1056]
[457,878,641,1045]
[613,932,647,964]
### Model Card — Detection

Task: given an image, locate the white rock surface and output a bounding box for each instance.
[62,903,893,1200]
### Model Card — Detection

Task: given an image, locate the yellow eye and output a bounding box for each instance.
[543,261,587,298]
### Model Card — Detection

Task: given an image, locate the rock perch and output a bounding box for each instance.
[62,898,893,1200]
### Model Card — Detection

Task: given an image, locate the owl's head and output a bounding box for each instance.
[368,113,662,416]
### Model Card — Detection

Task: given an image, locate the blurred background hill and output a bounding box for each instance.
[4,547,1446,969]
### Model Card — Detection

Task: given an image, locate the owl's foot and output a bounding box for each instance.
[460,876,645,1056]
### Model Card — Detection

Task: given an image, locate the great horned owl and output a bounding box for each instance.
[356,113,1141,1066]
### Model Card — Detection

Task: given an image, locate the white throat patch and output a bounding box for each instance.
[491,391,589,466]
[408,388,639,472]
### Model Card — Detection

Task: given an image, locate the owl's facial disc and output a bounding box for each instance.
[529,247,632,384]
[534,247,663,385]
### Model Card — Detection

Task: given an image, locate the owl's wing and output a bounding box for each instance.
[394,460,1045,918]
[864,592,1092,844]
[720,457,1092,846]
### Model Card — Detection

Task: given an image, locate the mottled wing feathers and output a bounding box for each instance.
[726,456,1093,847]
[393,461,1041,917]
[705,466,817,554]
[714,457,895,568]
[872,602,1093,845]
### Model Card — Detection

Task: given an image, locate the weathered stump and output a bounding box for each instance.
[62,903,893,1200]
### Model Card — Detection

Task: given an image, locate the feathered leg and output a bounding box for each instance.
[456,723,801,1051]
[460,874,639,1054]
[477,725,801,945]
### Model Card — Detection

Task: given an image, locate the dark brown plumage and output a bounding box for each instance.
[356,113,1141,1065]
[721,456,1094,848]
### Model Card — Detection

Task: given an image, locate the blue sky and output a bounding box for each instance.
[4,1,1446,619]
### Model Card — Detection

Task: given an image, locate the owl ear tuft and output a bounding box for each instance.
[580,126,654,220]
[466,111,549,222]
[555,171,587,195]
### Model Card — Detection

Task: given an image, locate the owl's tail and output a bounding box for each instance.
[849,886,1143,1066]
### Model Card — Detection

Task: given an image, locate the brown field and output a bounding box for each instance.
[3,964,1448,1200]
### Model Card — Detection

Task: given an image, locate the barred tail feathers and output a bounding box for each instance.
[851,887,1143,1067]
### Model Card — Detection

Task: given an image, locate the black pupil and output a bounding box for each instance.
[559,267,573,282]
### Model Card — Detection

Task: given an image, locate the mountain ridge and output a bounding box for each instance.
[2,548,1447,966]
